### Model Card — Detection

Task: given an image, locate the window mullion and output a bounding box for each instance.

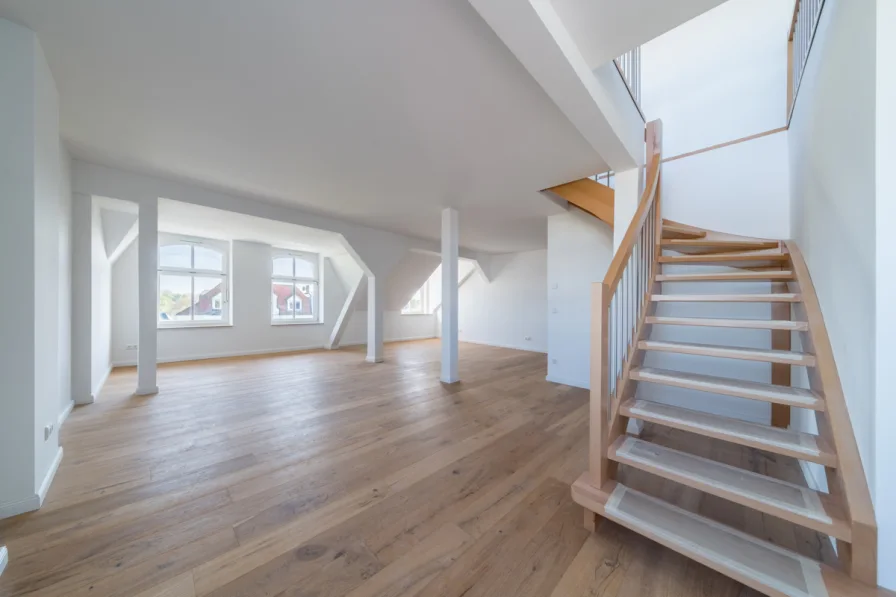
[190,276,196,321]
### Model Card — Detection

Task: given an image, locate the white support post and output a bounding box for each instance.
[70,193,94,404]
[366,275,384,363]
[136,197,159,395]
[328,275,367,350]
[441,208,459,383]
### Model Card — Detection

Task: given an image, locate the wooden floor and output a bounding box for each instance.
[0,340,836,597]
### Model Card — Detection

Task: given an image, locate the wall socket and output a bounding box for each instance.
[126,344,138,351]
[44,423,54,441]
[524,336,532,341]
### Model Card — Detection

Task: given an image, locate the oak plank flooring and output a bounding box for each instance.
[0,340,839,596]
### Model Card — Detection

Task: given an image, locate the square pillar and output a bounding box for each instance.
[136,197,158,395]
[441,208,459,383]
[366,275,384,363]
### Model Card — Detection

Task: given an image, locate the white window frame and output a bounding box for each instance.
[402,284,429,315]
[271,249,321,325]
[158,233,231,328]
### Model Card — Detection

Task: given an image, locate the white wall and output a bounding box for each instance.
[91,200,112,393]
[32,38,65,486]
[641,0,793,239]
[58,145,72,415]
[788,0,876,490]
[454,250,548,353]
[876,0,895,586]
[0,18,39,513]
[628,0,793,424]
[0,19,67,517]
[546,209,614,387]
[787,0,884,582]
[110,241,436,366]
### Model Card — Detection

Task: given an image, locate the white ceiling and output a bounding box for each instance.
[551,0,731,70]
[0,0,608,252]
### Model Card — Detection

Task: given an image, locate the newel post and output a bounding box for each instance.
[589,282,611,487]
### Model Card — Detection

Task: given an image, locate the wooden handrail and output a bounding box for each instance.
[586,120,663,498]
[603,153,660,293]
[785,241,877,584]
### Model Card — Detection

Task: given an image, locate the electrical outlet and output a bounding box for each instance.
[551,283,558,290]
[44,423,54,441]
[126,344,138,351]
[524,336,532,341]
[551,358,558,364]
[551,308,558,314]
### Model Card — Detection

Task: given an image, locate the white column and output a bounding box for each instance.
[366,275,384,363]
[441,208,459,383]
[70,193,94,404]
[136,197,159,395]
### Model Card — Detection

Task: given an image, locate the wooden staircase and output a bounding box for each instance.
[571,120,886,597]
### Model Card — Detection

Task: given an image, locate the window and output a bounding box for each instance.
[271,250,319,324]
[158,234,230,327]
[402,285,429,315]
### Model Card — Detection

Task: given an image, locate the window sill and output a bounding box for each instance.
[400,312,432,316]
[271,321,323,327]
[158,323,233,330]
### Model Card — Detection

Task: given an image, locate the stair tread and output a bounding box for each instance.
[631,367,824,410]
[661,239,781,249]
[651,293,800,302]
[645,316,808,331]
[619,399,835,466]
[660,252,788,263]
[657,271,794,282]
[598,481,842,597]
[638,339,816,366]
[609,435,849,540]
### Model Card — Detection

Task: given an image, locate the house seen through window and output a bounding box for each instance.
[272,251,319,323]
[158,234,230,326]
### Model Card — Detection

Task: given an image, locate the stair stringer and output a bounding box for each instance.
[572,219,882,595]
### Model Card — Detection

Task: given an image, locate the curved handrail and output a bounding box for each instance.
[785,242,877,541]
[603,153,661,292]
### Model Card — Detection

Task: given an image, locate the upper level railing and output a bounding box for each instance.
[589,120,662,487]
[787,0,825,119]
[614,47,642,114]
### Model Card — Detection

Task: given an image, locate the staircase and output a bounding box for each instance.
[571,120,884,597]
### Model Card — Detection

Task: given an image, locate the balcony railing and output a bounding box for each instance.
[614,47,642,111]
[787,0,825,119]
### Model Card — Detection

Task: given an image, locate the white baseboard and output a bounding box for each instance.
[111,336,440,368]
[0,546,8,578]
[339,334,437,348]
[111,343,326,367]
[92,365,113,400]
[545,373,588,389]
[457,338,547,354]
[37,447,63,506]
[0,494,40,520]
[58,401,74,428]
[0,447,61,519]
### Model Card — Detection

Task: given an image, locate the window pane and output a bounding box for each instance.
[294,255,316,279]
[193,277,225,321]
[159,274,193,322]
[194,245,224,272]
[272,256,293,277]
[160,244,191,269]
[295,282,316,319]
[272,281,294,320]
[403,289,423,313]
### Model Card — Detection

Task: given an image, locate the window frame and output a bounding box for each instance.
[402,284,429,315]
[270,249,321,325]
[157,233,231,329]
